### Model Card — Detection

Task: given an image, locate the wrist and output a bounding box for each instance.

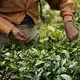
[64,21,72,24]
[63,16,73,23]
[11,26,16,33]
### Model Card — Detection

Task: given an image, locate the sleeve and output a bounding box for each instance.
[0,16,14,36]
[60,0,76,23]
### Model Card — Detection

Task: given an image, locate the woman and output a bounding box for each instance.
[0,0,79,44]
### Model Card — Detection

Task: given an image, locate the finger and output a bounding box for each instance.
[15,35,26,41]
[75,32,79,39]
[73,33,79,40]
[20,31,30,40]
[69,35,77,41]
[21,31,28,38]
[17,32,27,39]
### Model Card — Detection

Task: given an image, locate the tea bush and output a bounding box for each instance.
[0,0,80,80]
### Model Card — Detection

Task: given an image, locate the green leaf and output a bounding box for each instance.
[62,50,69,58]
[45,72,51,76]
[34,61,44,66]
[61,74,72,80]
[22,75,34,80]
[62,59,67,66]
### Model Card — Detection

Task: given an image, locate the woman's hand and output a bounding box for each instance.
[11,26,28,41]
[64,22,79,41]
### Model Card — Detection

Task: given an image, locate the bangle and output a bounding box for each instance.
[63,14,72,18]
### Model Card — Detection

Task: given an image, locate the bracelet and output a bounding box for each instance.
[63,14,73,17]
[63,14,73,23]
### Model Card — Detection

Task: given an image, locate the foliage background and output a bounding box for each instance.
[0,0,80,80]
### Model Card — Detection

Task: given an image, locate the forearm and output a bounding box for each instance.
[0,16,27,41]
[0,16,14,36]
[60,0,76,23]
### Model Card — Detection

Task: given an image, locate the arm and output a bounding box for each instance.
[0,16,27,41]
[46,0,79,41]
[0,16,14,36]
[60,0,79,41]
